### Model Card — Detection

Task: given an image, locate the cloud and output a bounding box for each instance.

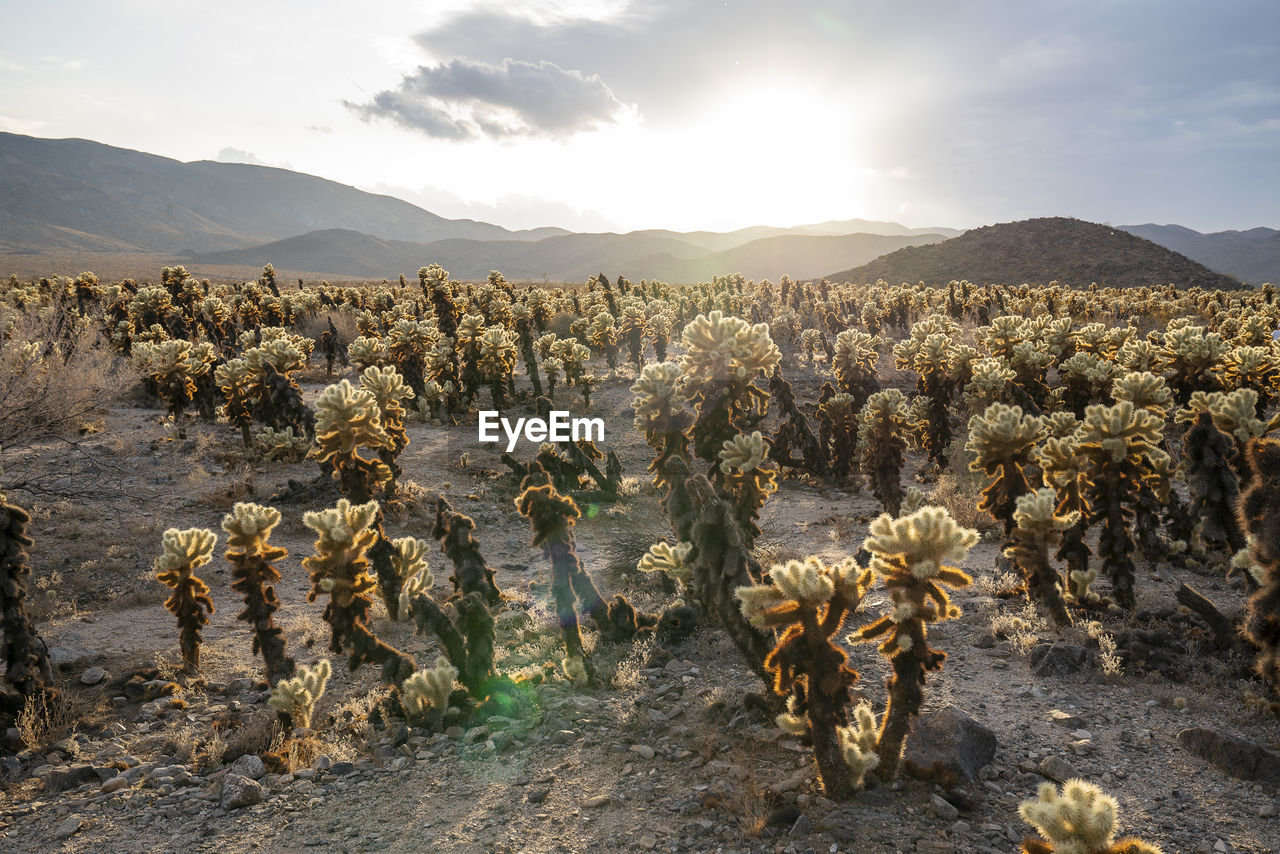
[214,148,294,170]
[347,57,632,140]
[0,115,45,134]
[369,181,621,232]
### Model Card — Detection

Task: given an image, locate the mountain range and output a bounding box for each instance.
[1,132,1275,285]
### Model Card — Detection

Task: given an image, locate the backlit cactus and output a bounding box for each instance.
[222,502,295,684]
[312,379,394,502]
[857,389,911,515]
[1005,488,1078,626]
[303,499,415,684]
[855,507,976,780]
[401,660,458,727]
[155,527,217,674]
[736,556,873,798]
[1075,402,1163,610]
[966,403,1046,537]
[268,659,331,729]
[1019,779,1164,854]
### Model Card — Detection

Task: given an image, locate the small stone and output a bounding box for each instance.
[330,761,355,776]
[631,744,656,760]
[1048,710,1083,728]
[230,754,267,780]
[931,794,960,821]
[1261,803,1278,818]
[788,814,812,837]
[550,730,579,745]
[948,820,971,835]
[1029,643,1091,677]
[80,666,107,685]
[54,815,83,839]
[582,794,610,808]
[1037,755,1077,783]
[313,755,331,771]
[219,774,264,810]
[100,775,129,793]
[638,834,658,850]
[527,786,551,804]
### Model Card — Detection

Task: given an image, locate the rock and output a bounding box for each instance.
[330,761,355,776]
[101,775,129,793]
[1178,727,1280,784]
[230,754,267,780]
[48,639,100,669]
[550,729,579,745]
[638,833,658,850]
[582,794,611,808]
[631,744,656,760]
[0,756,21,779]
[1037,755,1077,783]
[916,840,954,853]
[1030,643,1091,677]
[219,774,264,810]
[80,666,107,685]
[931,793,960,821]
[313,755,331,772]
[53,815,82,840]
[1048,709,1083,728]
[903,706,998,781]
[788,813,812,836]
[47,764,99,792]
[973,634,997,649]
[527,786,551,804]
[1260,804,1278,818]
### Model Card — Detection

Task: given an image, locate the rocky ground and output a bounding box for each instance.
[2,360,1279,853]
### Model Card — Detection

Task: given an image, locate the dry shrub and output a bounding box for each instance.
[0,304,132,452]
[929,470,998,534]
[16,687,85,750]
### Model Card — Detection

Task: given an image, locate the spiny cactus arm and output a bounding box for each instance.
[1004,488,1076,627]
[432,497,501,605]
[155,527,217,673]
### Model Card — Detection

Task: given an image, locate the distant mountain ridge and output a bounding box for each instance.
[0,132,554,253]
[189,229,947,282]
[826,217,1241,289]
[0,133,1272,285]
[1117,223,1280,285]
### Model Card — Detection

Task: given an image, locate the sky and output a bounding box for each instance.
[2,0,1278,233]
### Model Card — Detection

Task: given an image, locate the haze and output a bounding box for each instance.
[2,0,1277,233]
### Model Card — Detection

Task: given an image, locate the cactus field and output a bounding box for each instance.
[3,266,1280,853]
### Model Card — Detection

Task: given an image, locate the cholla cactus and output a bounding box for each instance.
[431,497,502,605]
[637,541,693,587]
[967,403,1046,536]
[1,501,55,701]
[257,426,311,463]
[1238,438,1280,693]
[903,332,956,465]
[387,318,436,396]
[215,358,257,447]
[1019,779,1164,854]
[268,659,331,729]
[718,430,778,546]
[1059,353,1115,417]
[1035,435,1093,604]
[1076,402,1163,610]
[855,507,977,781]
[1111,372,1172,421]
[388,536,431,621]
[1161,324,1227,403]
[302,499,415,684]
[312,379,393,502]
[857,389,911,515]
[401,660,458,727]
[222,503,295,684]
[588,312,620,371]
[1005,488,1078,627]
[348,335,387,372]
[735,556,873,798]
[831,329,880,412]
[1180,409,1246,554]
[631,361,693,488]
[964,357,1016,412]
[139,339,208,426]
[155,527,218,674]
[679,311,780,465]
[817,393,859,482]
[516,462,654,679]
[360,365,414,497]
[1223,346,1279,412]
